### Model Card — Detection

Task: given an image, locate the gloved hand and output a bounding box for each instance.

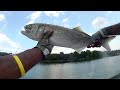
[35,31,54,57]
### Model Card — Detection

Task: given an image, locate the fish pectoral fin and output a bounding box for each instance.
[74,48,84,54]
[73,26,83,32]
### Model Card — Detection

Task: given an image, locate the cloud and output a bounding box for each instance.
[75,22,81,27]
[107,11,113,14]
[109,36,120,50]
[92,17,110,30]
[52,46,75,54]
[107,11,112,14]
[26,11,42,24]
[44,11,64,17]
[0,14,6,22]
[62,18,69,23]
[106,11,113,16]
[0,33,22,53]
[0,11,12,14]
[61,18,70,28]
[20,11,42,33]
[63,23,70,28]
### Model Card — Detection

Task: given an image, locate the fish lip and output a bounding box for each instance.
[24,26,30,33]
[21,26,26,34]
[21,30,25,35]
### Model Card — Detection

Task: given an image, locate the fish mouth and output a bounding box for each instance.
[21,26,27,35]
[23,27,30,33]
[21,30,26,35]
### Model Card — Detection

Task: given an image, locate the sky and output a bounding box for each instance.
[0,11,120,54]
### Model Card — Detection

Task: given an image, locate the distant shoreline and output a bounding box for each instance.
[40,55,119,64]
[40,50,120,64]
[40,59,97,64]
[1,50,120,64]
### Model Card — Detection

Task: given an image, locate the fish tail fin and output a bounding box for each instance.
[102,36,116,51]
[102,43,111,51]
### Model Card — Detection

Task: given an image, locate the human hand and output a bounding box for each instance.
[35,31,54,56]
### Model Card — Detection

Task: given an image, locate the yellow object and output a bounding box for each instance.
[13,55,25,77]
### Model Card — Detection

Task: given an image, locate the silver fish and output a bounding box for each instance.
[21,23,92,53]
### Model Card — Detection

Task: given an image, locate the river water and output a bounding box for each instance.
[21,55,120,79]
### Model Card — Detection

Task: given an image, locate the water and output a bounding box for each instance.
[22,55,120,79]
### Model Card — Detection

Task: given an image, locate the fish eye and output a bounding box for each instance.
[25,25,32,30]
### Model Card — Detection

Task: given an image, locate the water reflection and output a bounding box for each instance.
[22,55,120,79]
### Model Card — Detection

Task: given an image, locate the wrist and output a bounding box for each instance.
[34,46,50,57]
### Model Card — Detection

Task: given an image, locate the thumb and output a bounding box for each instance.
[42,31,54,39]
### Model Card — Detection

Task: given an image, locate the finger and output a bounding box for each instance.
[43,31,54,39]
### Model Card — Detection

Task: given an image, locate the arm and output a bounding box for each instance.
[0,48,44,79]
[102,23,120,35]
[0,31,53,79]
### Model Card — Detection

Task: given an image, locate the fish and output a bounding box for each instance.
[21,23,93,53]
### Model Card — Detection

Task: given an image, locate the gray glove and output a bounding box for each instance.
[35,31,54,56]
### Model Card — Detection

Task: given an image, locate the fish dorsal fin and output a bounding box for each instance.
[73,26,91,37]
[73,26,83,32]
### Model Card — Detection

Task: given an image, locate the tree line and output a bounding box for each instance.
[43,50,120,63]
[0,50,120,63]
[0,52,12,56]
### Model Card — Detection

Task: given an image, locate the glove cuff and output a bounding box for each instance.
[35,45,50,56]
